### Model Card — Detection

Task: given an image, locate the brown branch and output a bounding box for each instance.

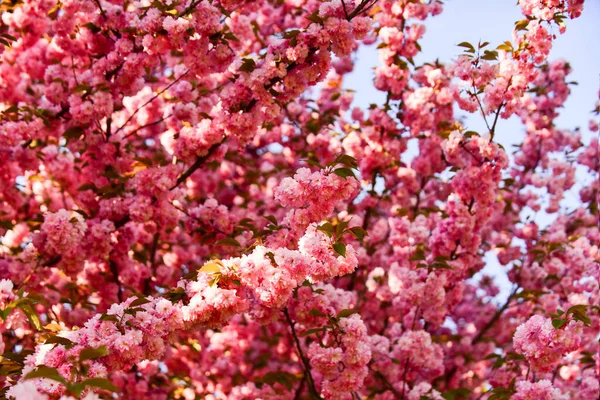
[93,0,107,19]
[294,374,307,400]
[115,71,189,135]
[283,308,320,399]
[143,232,160,295]
[341,0,349,19]
[489,101,505,140]
[472,286,519,344]
[375,371,402,399]
[347,0,379,20]
[109,260,124,302]
[124,114,172,139]
[177,0,202,18]
[170,137,225,190]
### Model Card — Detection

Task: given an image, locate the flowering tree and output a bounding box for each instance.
[0,0,598,398]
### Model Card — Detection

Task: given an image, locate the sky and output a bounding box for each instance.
[347,0,600,143]
[343,1,600,301]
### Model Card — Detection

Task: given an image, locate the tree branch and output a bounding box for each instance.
[283,308,320,399]
[115,71,189,135]
[170,137,226,190]
[472,286,518,344]
[375,371,402,399]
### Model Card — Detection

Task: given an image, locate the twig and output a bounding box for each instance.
[93,0,106,19]
[471,86,492,134]
[115,71,189,134]
[170,137,225,190]
[177,0,202,18]
[109,260,123,302]
[551,365,560,384]
[375,371,402,399]
[472,286,519,344]
[294,374,307,400]
[283,308,320,398]
[399,307,421,399]
[124,114,172,139]
[489,101,505,140]
[143,232,160,294]
[347,0,379,20]
[341,0,349,19]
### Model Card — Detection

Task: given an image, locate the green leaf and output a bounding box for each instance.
[580,351,595,365]
[566,304,587,315]
[442,387,472,400]
[409,248,426,261]
[63,126,86,142]
[0,362,23,377]
[199,261,221,274]
[24,366,66,384]
[515,19,529,31]
[567,305,591,326]
[80,377,118,392]
[333,168,355,179]
[505,352,526,361]
[552,318,567,329]
[481,50,499,61]
[457,41,475,53]
[430,262,453,270]
[164,287,188,302]
[317,222,335,234]
[44,336,74,348]
[497,42,513,52]
[484,353,501,360]
[335,220,349,238]
[1,351,32,364]
[492,357,504,370]
[264,215,278,225]
[301,327,327,336]
[333,242,346,257]
[215,238,241,247]
[306,11,323,24]
[79,346,109,362]
[77,183,98,192]
[309,308,327,317]
[239,58,256,73]
[83,22,101,34]
[333,154,358,169]
[0,219,14,230]
[18,302,42,331]
[99,314,118,322]
[129,297,151,307]
[348,226,368,243]
[463,130,479,138]
[0,33,17,42]
[283,30,301,39]
[256,371,299,391]
[488,386,515,400]
[304,158,324,169]
[337,309,358,319]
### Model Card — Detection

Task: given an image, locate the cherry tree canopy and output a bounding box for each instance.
[0,0,598,399]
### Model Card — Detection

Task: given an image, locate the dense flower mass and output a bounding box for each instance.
[0,0,598,399]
